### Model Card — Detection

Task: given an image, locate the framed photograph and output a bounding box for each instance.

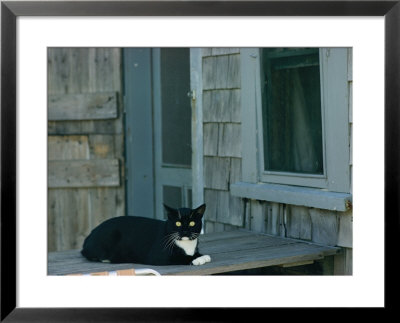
[2,0,398,320]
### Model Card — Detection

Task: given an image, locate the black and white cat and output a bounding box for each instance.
[81,204,211,266]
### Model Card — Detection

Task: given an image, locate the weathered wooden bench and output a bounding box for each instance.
[48,230,340,276]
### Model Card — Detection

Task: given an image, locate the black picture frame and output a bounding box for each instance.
[1,0,398,321]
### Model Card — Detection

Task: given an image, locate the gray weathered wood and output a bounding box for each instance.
[203,123,219,156]
[286,205,312,241]
[204,189,243,227]
[333,247,352,275]
[204,189,218,222]
[48,92,118,121]
[265,203,280,236]
[48,135,89,161]
[203,89,241,123]
[231,181,351,212]
[48,230,340,276]
[48,119,123,135]
[204,157,231,190]
[202,54,240,90]
[337,210,352,248]
[88,134,114,159]
[218,123,241,157]
[309,208,338,246]
[48,159,120,188]
[212,48,241,56]
[48,48,125,253]
[48,189,90,252]
[250,200,265,232]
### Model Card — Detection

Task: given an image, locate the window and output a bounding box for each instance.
[261,48,323,175]
[232,48,351,211]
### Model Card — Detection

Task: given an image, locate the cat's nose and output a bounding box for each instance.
[181,237,189,241]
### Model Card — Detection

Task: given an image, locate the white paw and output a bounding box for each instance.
[192,255,211,266]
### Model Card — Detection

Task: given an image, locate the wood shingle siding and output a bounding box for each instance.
[202,50,243,230]
[203,123,241,157]
[203,89,241,123]
[201,48,352,274]
[203,54,240,90]
[204,156,231,190]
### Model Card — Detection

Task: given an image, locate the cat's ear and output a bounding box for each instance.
[192,204,206,219]
[164,204,178,219]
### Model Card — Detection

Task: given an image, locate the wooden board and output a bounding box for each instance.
[48,230,340,276]
[48,92,118,121]
[48,159,120,188]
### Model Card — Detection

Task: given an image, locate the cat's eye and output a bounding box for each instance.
[175,221,182,227]
[189,221,195,227]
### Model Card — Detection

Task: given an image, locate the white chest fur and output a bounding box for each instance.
[175,238,198,256]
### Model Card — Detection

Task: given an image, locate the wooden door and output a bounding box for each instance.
[124,48,192,220]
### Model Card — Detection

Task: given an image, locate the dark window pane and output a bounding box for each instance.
[163,185,182,210]
[262,48,324,175]
[187,188,192,209]
[160,48,191,167]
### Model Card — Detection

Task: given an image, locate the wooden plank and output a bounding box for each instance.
[48,159,120,188]
[48,231,340,276]
[309,208,338,246]
[48,48,71,95]
[265,203,280,235]
[286,205,312,241]
[250,200,265,233]
[333,248,352,275]
[48,189,90,252]
[337,210,352,248]
[231,181,352,212]
[199,229,251,242]
[88,135,114,159]
[281,260,314,268]
[48,92,118,121]
[88,187,125,228]
[48,135,89,161]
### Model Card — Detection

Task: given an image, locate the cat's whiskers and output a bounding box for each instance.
[163,232,179,253]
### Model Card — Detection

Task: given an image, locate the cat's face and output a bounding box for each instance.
[164,204,206,241]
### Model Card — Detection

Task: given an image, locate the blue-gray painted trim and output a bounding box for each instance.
[123,48,155,218]
[190,48,204,209]
[231,181,352,211]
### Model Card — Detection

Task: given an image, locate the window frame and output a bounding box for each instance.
[238,48,351,197]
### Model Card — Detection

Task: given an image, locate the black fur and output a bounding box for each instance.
[81,204,206,265]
